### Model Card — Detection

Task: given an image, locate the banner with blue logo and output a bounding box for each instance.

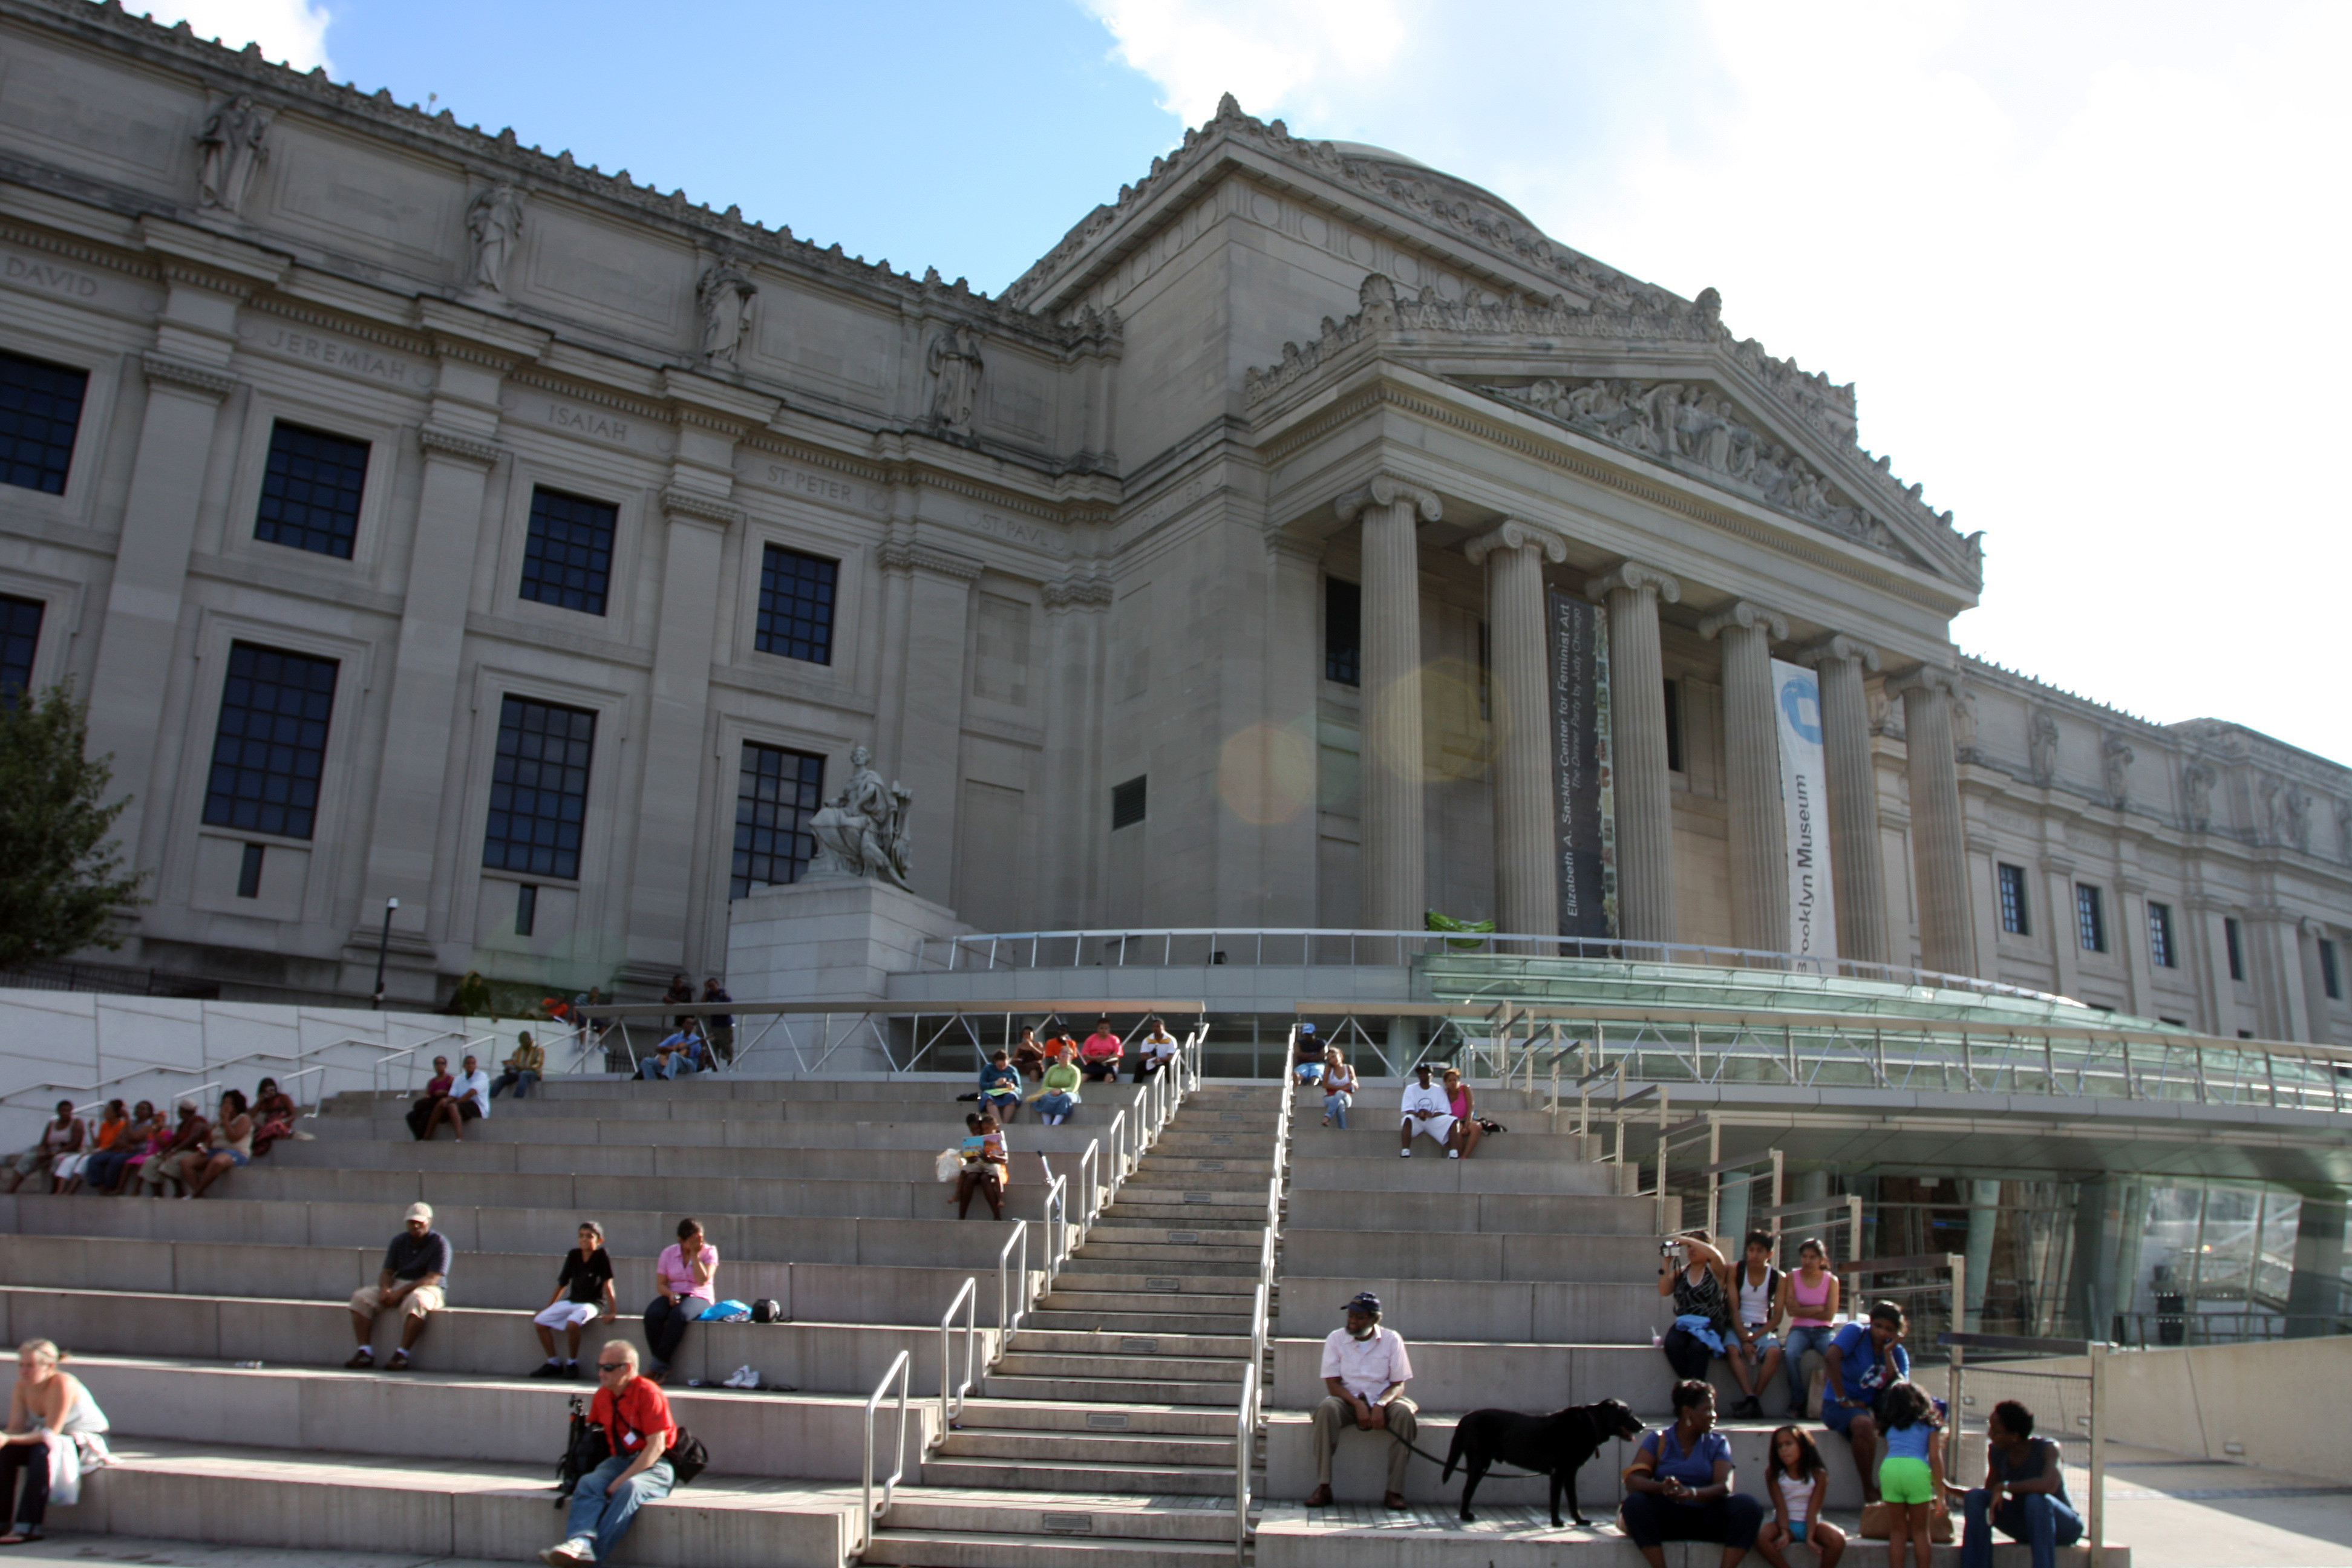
[1549,589,1615,939]
[1770,658,1838,962]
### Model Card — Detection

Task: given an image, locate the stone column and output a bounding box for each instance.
[1890,664,1976,978]
[875,540,984,910]
[1037,572,1114,927]
[2248,910,2311,1043]
[1336,475,1441,935]
[2041,854,2082,1001]
[2299,918,2335,1045]
[84,352,241,875]
[2120,875,2155,1017]
[1585,561,1682,946]
[1796,635,1888,965]
[1465,520,1567,940]
[1699,600,1791,955]
[2190,897,2240,1037]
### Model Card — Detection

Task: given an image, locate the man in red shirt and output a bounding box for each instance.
[541,1341,676,1564]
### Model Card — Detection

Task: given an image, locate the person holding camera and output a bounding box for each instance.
[539,1341,675,1564]
[1655,1230,1767,1414]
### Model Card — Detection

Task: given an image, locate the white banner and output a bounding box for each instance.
[1771,659,1838,961]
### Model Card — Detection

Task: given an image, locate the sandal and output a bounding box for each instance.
[0,1529,45,1545]
[384,1351,412,1371]
[344,1350,375,1368]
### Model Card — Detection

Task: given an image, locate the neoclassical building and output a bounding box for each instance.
[1,0,2347,1040]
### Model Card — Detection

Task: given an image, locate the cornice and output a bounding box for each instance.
[1042,574,1114,612]
[1463,517,1567,567]
[416,425,501,467]
[1699,599,1790,642]
[657,488,745,529]
[140,353,238,399]
[245,295,433,357]
[875,540,984,581]
[0,218,158,282]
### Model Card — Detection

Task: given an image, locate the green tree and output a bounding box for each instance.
[0,682,146,970]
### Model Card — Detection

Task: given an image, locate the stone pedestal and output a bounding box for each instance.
[725,875,972,1004]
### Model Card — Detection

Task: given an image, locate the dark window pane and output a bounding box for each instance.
[201,642,340,840]
[1663,679,1684,774]
[756,545,838,664]
[2076,884,2105,953]
[0,593,44,708]
[2148,901,2174,969]
[1997,863,2029,936]
[2323,938,2341,1001]
[1325,577,1361,686]
[519,488,616,616]
[515,883,538,937]
[1111,775,1146,831]
[2225,916,2245,982]
[731,742,825,898]
[254,422,370,558]
[0,350,88,494]
[482,696,596,880]
[236,843,264,899]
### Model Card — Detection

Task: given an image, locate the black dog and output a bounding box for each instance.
[1440,1397,1646,1526]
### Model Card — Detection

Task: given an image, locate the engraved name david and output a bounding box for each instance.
[2,255,99,298]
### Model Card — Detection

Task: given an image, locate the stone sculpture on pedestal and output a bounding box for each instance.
[808,745,914,890]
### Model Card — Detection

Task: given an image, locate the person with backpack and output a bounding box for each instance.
[1730,1230,1788,1418]
[540,1341,676,1564]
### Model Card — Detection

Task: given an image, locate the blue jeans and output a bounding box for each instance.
[1962,1488,2082,1568]
[1783,1324,1835,1406]
[1037,1091,1074,1122]
[1323,1089,1350,1128]
[490,1069,538,1099]
[561,1452,674,1561]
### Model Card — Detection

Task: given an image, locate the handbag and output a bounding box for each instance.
[935,1148,962,1182]
[667,1424,708,1487]
[554,1397,610,1506]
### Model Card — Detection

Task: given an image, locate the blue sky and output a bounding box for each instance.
[141,0,2352,763]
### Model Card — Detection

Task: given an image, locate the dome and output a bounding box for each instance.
[1322,141,1538,231]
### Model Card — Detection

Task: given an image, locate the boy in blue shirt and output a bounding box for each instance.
[1821,1299,1909,1503]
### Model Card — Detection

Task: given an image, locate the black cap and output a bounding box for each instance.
[1342,1291,1382,1316]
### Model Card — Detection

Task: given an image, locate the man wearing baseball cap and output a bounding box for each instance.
[1306,1290,1417,1509]
[345,1201,452,1371]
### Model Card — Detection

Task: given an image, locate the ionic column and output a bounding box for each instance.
[1889,664,1977,977]
[1797,635,1889,965]
[1585,561,1682,945]
[1337,475,1442,933]
[1700,600,1791,955]
[1465,520,1568,939]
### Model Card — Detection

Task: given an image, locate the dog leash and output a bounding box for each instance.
[1380,1426,1553,1478]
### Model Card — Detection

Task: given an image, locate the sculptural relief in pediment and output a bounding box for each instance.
[1474,376,1921,568]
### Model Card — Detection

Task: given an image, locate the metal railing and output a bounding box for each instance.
[5,1026,495,1129]
[996,1221,1032,1347]
[1232,1361,1258,1563]
[938,1276,978,1434]
[1236,1027,1299,1558]
[917,926,2064,1004]
[860,1349,912,1552]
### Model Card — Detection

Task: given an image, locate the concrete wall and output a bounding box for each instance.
[2094,1336,2352,1484]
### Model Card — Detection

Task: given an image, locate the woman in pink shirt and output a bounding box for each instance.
[642,1217,718,1382]
[1079,1016,1125,1085]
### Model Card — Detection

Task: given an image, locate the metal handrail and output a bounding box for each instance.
[860,1348,912,1550]
[1077,1140,1101,1227]
[1232,1359,1258,1561]
[917,925,2064,1006]
[7,1027,472,1119]
[1236,1027,1298,1555]
[1042,1170,1070,1285]
[938,1276,978,1434]
[996,1220,1030,1350]
[368,1030,506,1096]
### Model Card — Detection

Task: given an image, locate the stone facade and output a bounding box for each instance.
[0,2,2345,1042]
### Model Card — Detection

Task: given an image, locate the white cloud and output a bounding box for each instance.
[128,0,333,73]
[1085,0,2352,759]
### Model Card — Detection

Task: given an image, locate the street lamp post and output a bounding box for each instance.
[371,896,399,1011]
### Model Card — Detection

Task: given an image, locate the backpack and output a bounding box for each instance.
[554,1397,610,1506]
[751,1298,782,1324]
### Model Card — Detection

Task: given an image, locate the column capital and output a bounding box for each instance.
[1888,663,1963,700]
[140,352,239,401]
[1336,472,1442,524]
[1042,573,1115,613]
[1463,517,1567,567]
[1792,632,1881,673]
[1698,599,1789,642]
[658,486,745,529]
[877,539,985,581]
[1583,560,1681,605]
[416,423,503,468]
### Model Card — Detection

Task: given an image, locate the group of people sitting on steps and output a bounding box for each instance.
[1312,1289,2086,1568]
[1292,1034,1489,1157]
[971,1015,1182,1127]
[2,1080,308,1199]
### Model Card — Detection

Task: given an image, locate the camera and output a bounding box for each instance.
[1660,1241,1687,1264]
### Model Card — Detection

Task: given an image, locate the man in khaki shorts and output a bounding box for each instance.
[348,1201,451,1371]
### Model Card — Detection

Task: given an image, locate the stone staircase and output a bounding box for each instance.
[863,1082,1282,1567]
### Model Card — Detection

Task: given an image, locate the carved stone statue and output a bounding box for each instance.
[808,745,913,891]
[927,323,985,431]
[1951,687,1980,754]
[2102,736,2133,810]
[196,94,272,215]
[2183,762,2214,831]
[2284,785,2312,854]
[2260,777,2284,843]
[466,182,525,294]
[2027,710,2059,785]
[696,258,757,369]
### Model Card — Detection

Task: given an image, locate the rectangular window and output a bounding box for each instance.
[2076,884,2106,953]
[482,696,596,880]
[2324,938,2341,1001]
[1664,679,1685,774]
[731,742,825,898]
[253,422,369,558]
[0,350,88,494]
[0,592,43,708]
[1997,863,2029,936]
[1324,577,1361,686]
[514,883,537,937]
[518,488,616,616]
[201,643,339,840]
[2226,916,2246,982]
[755,544,838,664]
[2148,901,2175,969]
[235,843,264,900]
[1111,774,1146,830]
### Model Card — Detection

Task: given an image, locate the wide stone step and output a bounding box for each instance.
[1114,1181,1267,1204]
[994,1350,1241,1382]
[1013,1328,1248,1358]
[939,1428,1233,1466]
[45,1437,860,1568]
[981,1373,1241,1406]
[866,1526,1234,1565]
[1028,1310,1250,1337]
[214,1166,1070,1220]
[1037,1275,1255,1302]
[915,1456,1235,1498]
[1078,1232,1259,1256]
[1134,1156,1275,1177]
[274,1135,1074,1185]
[1059,1253,1256,1279]
[953,1399,1234,1438]
[880,1486,1238,1543]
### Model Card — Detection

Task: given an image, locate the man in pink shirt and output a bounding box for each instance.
[1078,1015,1125,1084]
[642,1217,717,1383]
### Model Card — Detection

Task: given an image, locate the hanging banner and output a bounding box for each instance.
[1771,658,1838,962]
[1549,590,1616,940]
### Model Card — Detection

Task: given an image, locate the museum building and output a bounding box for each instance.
[0,0,2347,1050]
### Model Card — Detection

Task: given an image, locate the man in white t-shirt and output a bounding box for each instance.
[420,1054,493,1143]
[1398,1063,1457,1157]
[1307,1291,1417,1508]
[1134,1019,1178,1083]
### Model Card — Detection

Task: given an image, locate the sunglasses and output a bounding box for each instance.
[596,1362,629,1371]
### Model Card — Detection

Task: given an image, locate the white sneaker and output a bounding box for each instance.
[1448,1149,1460,1159]
[724,1364,759,1390]
[540,1541,593,1566]
[1399,1148,1411,1158]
